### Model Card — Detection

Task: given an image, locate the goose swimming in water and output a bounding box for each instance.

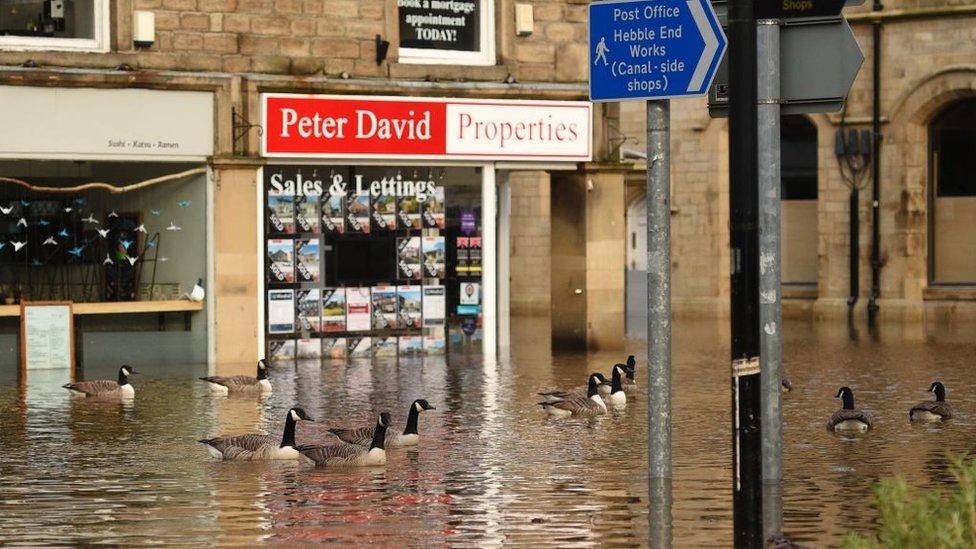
[608,364,627,408]
[622,355,638,394]
[298,412,391,467]
[538,373,608,418]
[827,387,873,432]
[199,359,272,394]
[63,365,136,398]
[537,373,609,403]
[198,407,313,460]
[328,399,435,448]
[909,381,953,422]
[782,376,793,393]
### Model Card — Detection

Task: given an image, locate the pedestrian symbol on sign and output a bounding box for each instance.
[594,37,610,66]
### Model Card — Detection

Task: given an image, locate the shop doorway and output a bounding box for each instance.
[625,196,646,339]
[929,99,976,284]
[781,115,819,286]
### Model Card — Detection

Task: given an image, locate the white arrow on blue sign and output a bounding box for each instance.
[589,0,727,102]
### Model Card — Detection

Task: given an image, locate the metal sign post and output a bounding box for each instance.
[589,1,726,547]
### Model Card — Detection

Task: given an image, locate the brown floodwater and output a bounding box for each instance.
[1,319,975,547]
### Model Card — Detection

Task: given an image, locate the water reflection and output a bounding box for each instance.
[1,320,976,546]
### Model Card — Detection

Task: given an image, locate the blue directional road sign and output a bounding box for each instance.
[589,0,727,101]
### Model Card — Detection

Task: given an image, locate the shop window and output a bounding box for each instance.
[780,115,818,285]
[0,0,109,52]
[929,99,976,284]
[397,0,495,66]
[263,165,485,363]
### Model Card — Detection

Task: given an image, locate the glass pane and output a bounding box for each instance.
[398,0,482,53]
[0,0,94,40]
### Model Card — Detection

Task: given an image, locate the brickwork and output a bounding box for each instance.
[509,170,552,317]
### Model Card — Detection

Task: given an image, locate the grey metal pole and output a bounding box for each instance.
[757,17,783,542]
[646,98,672,549]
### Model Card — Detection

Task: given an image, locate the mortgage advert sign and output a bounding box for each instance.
[261,94,592,162]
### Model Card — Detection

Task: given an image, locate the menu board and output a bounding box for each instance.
[21,302,74,371]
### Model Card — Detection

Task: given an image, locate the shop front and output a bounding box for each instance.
[258,94,591,361]
[0,85,214,370]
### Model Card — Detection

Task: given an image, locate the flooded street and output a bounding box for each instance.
[2,319,976,547]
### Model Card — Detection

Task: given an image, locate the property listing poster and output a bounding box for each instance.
[321,288,346,332]
[399,335,423,356]
[346,194,370,234]
[295,194,320,233]
[346,287,372,331]
[468,236,482,274]
[296,338,322,359]
[295,239,321,282]
[371,192,396,231]
[374,336,398,357]
[267,239,294,283]
[322,337,347,359]
[456,237,470,275]
[398,193,422,229]
[422,186,445,229]
[296,289,321,332]
[348,336,372,358]
[422,236,446,279]
[397,237,422,280]
[269,339,296,361]
[371,286,398,330]
[321,194,345,234]
[422,285,446,327]
[267,187,295,234]
[268,289,296,334]
[398,285,423,329]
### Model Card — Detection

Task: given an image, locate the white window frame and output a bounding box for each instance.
[0,0,110,53]
[398,0,495,66]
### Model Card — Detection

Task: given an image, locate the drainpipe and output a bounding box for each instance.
[868,0,883,324]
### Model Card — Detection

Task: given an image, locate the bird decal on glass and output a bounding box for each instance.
[177,200,191,208]
[0,205,12,215]
[166,222,182,231]
[150,209,162,216]
[57,228,69,238]
[20,200,30,207]
[145,240,157,249]
[97,229,110,238]
[127,256,138,266]
[120,239,133,250]
[16,218,27,228]
[67,246,84,258]
[134,224,147,234]
[108,210,119,218]
[83,213,98,224]
[63,207,72,213]
[31,259,42,267]
[11,241,26,252]
[158,257,169,262]
[42,237,57,246]
[37,219,50,227]
[103,254,114,265]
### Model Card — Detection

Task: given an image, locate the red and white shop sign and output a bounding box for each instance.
[261,94,592,162]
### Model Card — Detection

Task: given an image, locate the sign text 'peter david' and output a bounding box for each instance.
[261,94,592,161]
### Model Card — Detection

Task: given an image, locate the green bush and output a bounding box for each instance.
[843,456,976,549]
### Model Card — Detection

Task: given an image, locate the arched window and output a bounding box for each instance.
[781,115,819,285]
[930,100,976,284]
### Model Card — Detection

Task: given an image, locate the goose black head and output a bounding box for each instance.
[196,278,204,287]
[587,373,606,396]
[836,386,855,410]
[288,407,313,422]
[413,399,436,412]
[379,411,392,428]
[257,359,269,379]
[930,381,947,402]
[626,355,636,369]
[119,365,136,384]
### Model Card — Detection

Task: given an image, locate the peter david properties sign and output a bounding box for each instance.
[260,94,592,162]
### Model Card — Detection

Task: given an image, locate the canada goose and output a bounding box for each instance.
[619,355,640,394]
[199,359,271,394]
[63,365,136,398]
[298,412,392,467]
[198,407,313,460]
[186,279,205,302]
[538,373,608,417]
[537,373,609,402]
[608,364,627,408]
[909,381,953,421]
[827,387,873,432]
[329,399,436,448]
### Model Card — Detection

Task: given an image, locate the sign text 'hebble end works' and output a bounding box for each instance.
[589,0,727,102]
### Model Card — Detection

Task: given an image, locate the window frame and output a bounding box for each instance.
[0,0,110,53]
[397,0,496,66]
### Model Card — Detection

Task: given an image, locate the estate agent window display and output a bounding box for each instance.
[264,165,485,362]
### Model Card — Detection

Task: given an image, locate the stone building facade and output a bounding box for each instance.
[618,1,976,334]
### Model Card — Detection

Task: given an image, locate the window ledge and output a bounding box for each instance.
[783,284,818,300]
[388,62,510,83]
[924,286,976,301]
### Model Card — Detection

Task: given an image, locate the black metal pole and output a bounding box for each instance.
[868,2,883,324]
[729,0,762,545]
[849,185,859,308]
